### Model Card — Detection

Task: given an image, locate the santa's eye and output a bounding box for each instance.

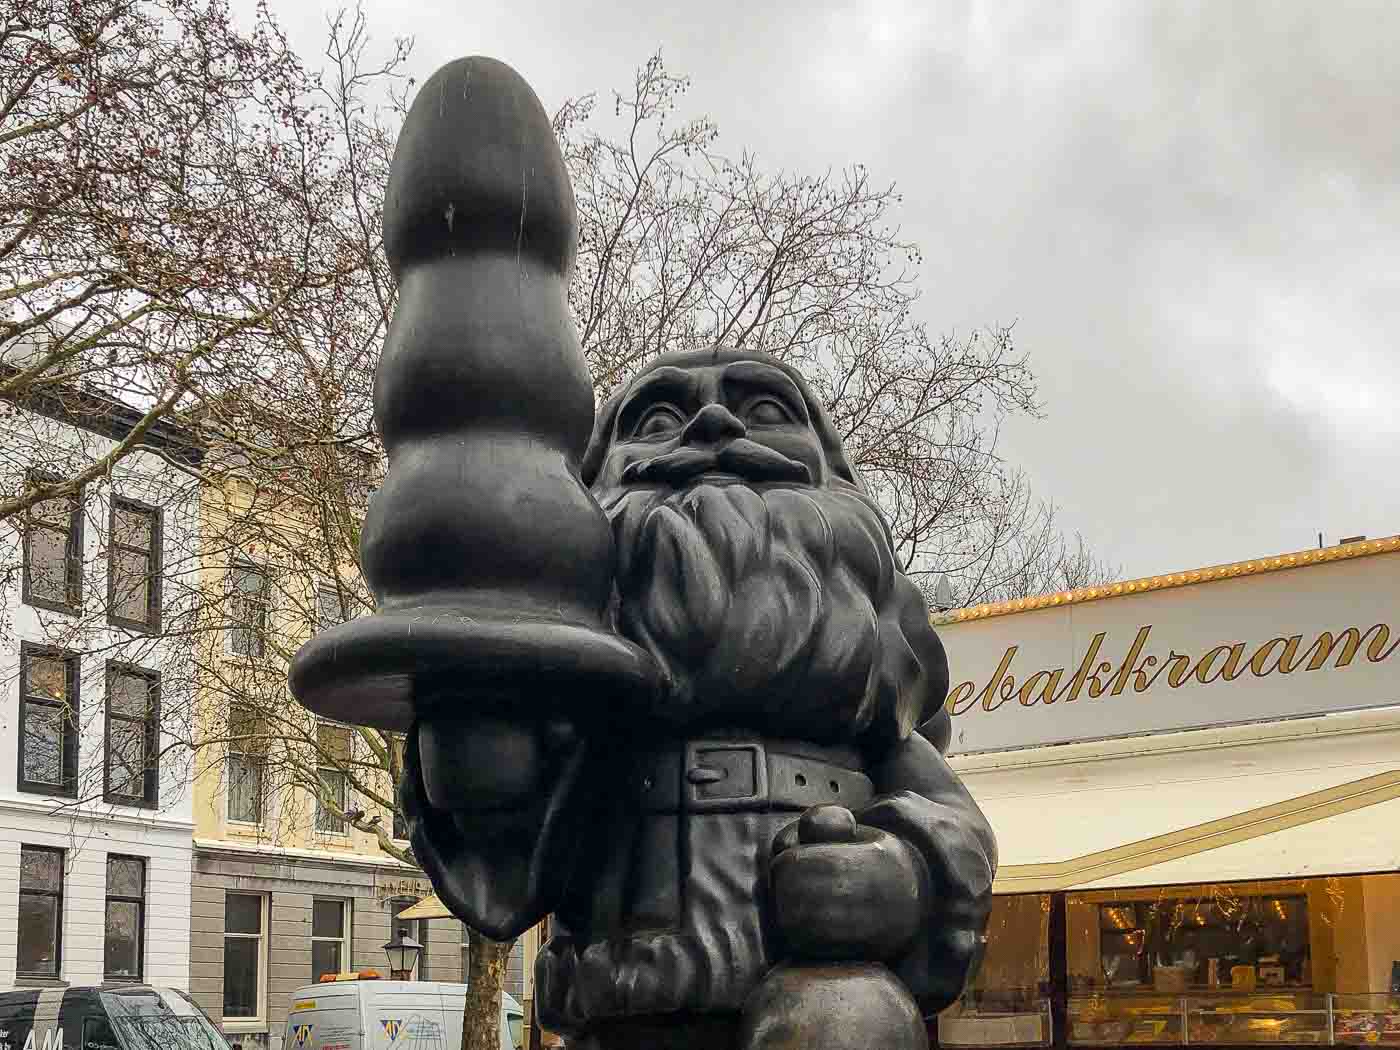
[742,397,792,426]
[632,404,685,440]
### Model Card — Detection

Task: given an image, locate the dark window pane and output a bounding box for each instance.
[28,525,70,602]
[229,567,267,656]
[112,549,152,622]
[20,847,63,890]
[316,770,346,833]
[317,587,341,630]
[229,706,265,747]
[312,900,344,939]
[234,567,266,596]
[18,892,59,976]
[223,938,259,1017]
[318,724,352,762]
[109,721,146,797]
[312,940,341,981]
[225,894,262,935]
[106,857,144,897]
[23,704,64,785]
[104,899,141,978]
[228,756,263,823]
[112,506,153,548]
[33,492,76,526]
[393,810,409,840]
[109,673,150,718]
[27,655,69,702]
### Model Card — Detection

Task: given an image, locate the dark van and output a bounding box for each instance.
[0,986,228,1050]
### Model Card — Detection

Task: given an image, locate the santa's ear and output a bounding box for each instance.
[582,386,626,487]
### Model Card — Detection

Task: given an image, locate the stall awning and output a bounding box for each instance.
[959,708,1400,894]
[396,894,453,920]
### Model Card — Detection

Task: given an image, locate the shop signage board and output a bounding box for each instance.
[938,544,1400,755]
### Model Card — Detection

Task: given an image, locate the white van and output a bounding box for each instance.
[283,979,524,1050]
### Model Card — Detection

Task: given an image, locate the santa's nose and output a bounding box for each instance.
[682,402,747,445]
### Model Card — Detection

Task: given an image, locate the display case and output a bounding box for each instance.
[939,995,1053,1047]
[1185,993,1331,1044]
[1069,994,1186,1044]
[1332,994,1400,1046]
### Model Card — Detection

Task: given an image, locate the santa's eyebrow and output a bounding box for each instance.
[720,361,810,422]
[616,367,695,435]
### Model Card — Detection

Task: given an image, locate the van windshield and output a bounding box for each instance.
[97,990,227,1050]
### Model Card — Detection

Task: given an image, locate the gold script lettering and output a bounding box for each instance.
[949,621,1397,721]
[947,681,977,715]
[1018,669,1063,707]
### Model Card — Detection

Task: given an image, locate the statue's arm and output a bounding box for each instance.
[860,729,997,1015]
[399,718,594,940]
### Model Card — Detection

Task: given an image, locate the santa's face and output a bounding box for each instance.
[590,354,927,742]
[588,358,831,496]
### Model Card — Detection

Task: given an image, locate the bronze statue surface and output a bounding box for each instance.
[290,55,995,1050]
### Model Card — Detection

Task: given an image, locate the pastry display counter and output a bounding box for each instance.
[940,995,1053,1047]
[942,992,1400,1046]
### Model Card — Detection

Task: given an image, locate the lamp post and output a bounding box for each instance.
[383,927,423,982]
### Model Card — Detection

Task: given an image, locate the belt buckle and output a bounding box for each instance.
[684,739,768,811]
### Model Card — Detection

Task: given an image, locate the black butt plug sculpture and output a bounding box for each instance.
[289,57,661,733]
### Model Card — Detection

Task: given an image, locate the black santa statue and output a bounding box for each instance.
[291,56,995,1050]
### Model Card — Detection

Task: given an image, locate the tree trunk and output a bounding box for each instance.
[462,933,513,1050]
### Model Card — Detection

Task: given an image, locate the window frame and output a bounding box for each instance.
[21,474,84,616]
[103,853,146,983]
[103,662,160,808]
[315,766,348,835]
[106,496,162,632]
[17,642,80,797]
[311,897,351,981]
[315,722,352,836]
[18,844,65,980]
[226,705,266,826]
[222,891,267,1024]
[227,560,270,658]
[316,583,343,632]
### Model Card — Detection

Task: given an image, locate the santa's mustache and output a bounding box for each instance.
[619,438,812,487]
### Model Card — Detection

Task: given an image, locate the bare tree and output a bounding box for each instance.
[556,53,1114,605]
[3,16,1113,1045]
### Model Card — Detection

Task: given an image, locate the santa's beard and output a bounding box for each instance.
[596,480,931,744]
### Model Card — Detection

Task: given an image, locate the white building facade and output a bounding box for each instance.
[0,388,202,991]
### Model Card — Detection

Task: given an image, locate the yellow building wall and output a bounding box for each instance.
[192,474,398,862]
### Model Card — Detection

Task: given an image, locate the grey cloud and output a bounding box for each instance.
[263,0,1400,576]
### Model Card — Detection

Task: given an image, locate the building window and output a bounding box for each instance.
[223,893,265,1020]
[227,706,266,824]
[22,477,83,613]
[108,498,161,630]
[316,723,352,834]
[228,562,269,657]
[17,644,79,796]
[104,855,145,981]
[317,585,343,631]
[18,845,64,979]
[312,899,350,980]
[105,665,159,807]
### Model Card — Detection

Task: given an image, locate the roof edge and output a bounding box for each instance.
[934,534,1400,626]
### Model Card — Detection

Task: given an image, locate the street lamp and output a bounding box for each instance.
[383,927,423,981]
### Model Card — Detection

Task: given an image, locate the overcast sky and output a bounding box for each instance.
[268,0,1400,580]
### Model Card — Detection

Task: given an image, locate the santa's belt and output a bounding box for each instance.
[631,737,875,814]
